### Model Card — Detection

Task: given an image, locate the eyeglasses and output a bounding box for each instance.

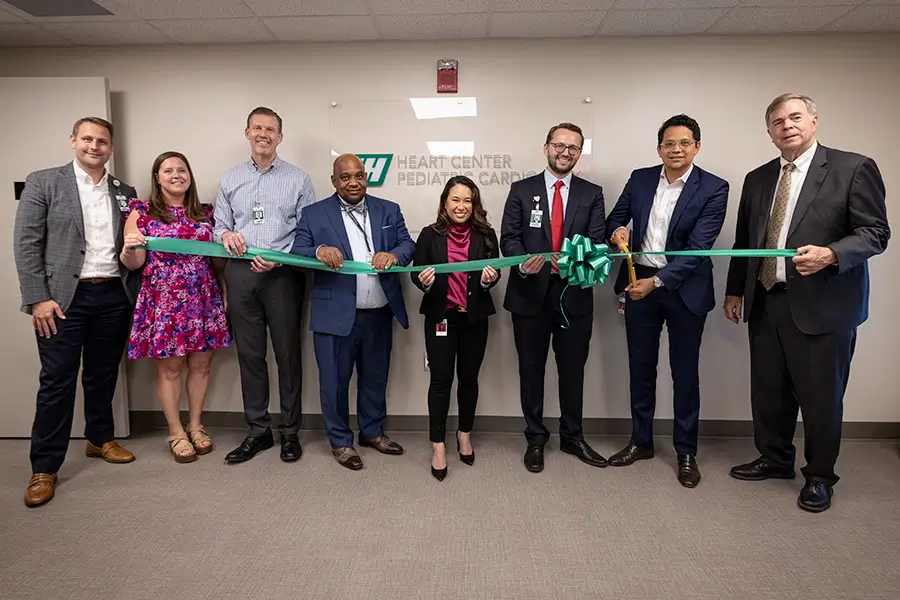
[660,140,697,150]
[548,142,582,155]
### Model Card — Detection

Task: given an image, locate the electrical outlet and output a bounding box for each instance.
[424,351,430,371]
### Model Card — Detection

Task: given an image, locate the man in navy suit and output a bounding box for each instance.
[500,122,608,473]
[291,154,415,470]
[606,114,729,488]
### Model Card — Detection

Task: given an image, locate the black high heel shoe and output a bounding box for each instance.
[457,431,475,466]
[431,465,448,481]
[431,445,448,481]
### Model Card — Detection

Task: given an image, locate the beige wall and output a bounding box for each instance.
[2,34,898,422]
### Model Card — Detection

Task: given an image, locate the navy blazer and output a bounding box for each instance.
[605,165,729,316]
[290,193,415,337]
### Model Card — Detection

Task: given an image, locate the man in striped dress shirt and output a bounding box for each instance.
[213,106,317,465]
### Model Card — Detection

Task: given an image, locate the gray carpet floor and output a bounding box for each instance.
[1,431,899,600]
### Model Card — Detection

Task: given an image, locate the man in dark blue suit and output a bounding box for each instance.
[291,154,415,470]
[605,114,729,487]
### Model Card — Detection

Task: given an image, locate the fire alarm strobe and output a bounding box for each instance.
[437,59,458,93]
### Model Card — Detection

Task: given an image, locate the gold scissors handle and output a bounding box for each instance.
[619,242,637,286]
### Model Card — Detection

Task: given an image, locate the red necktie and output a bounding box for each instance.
[551,179,564,252]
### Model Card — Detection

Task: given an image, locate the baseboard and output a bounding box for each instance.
[128,411,900,440]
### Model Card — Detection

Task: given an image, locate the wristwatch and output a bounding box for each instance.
[653,276,664,288]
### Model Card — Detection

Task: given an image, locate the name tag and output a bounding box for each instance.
[252,203,265,224]
[435,319,448,337]
[529,209,543,228]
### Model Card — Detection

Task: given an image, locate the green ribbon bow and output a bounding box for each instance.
[556,234,613,288]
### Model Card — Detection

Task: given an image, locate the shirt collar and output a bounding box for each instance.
[72,159,108,187]
[780,141,818,173]
[659,164,693,186]
[544,169,573,190]
[249,155,281,173]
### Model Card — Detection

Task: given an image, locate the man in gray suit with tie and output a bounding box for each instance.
[14,117,141,508]
[724,94,890,513]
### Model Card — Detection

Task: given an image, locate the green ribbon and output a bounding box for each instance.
[140,236,796,283]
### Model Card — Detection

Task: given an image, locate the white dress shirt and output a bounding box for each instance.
[73,160,119,278]
[772,141,818,282]
[636,165,694,268]
[339,196,388,309]
[544,169,572,223]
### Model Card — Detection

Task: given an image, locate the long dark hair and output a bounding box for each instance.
[433,175,494,251]
[148,151,205,224]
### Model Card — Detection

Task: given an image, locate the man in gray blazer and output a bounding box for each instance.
[724,93,890,513]
[14,116,141,508]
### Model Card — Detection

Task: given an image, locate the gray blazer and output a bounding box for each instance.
[13,162,141,314]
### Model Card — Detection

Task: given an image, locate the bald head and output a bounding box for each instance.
[331,153,368,204]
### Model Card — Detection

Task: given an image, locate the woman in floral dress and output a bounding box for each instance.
[120,151,231,463]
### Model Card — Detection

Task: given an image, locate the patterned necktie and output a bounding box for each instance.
[344,199,366,214]
[758,163,795,290]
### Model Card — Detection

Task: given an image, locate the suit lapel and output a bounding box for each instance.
[108,177,125,248]
[325,194,354,258]
[60,163,85,239]
[366,196,384,253]
[755,161,781,248]
[787,145,828,239]
[533,177,551,244]
[636,172,656,248]
[667,168,701,241]
[563,177,581,238]
[466,228,481,261]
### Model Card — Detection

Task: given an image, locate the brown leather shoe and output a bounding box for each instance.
[86,440,135,463]
[25,473,57,507]
[332,446,363,470]
[359,435,404,455]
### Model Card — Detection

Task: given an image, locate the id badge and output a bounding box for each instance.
[252,203,265,224]
[116,195,128,213]
[529,209,543,228]
[435,319,448,337]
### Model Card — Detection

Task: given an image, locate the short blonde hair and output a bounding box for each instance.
[765,93,817,125]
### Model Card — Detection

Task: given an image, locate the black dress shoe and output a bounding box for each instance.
[608,443,654,467]
[798,479,833,513]
[524,444,544,473]
[559,438,608,468]
[225,430,274,464]
[677,454,701,488]
[280,434,302,462]
[730,457,795,481]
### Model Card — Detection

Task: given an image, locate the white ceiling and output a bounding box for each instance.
[0,0,897,47]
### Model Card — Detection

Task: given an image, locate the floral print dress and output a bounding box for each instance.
[127,200,231,359]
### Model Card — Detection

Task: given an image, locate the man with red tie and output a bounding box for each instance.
[500,122,608,473]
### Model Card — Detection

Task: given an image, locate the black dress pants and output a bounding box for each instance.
[424,307,489,444]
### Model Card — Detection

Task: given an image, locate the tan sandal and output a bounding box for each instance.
[168,432,197,463]
[186,425,213,455]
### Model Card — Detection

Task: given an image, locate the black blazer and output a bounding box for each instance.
[411,224,501,322]
[499,171,606,317]
[725,144,890,335]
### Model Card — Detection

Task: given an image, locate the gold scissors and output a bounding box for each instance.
[619,242,637,286]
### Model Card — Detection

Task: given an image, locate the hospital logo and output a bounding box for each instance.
[356,154,393,187]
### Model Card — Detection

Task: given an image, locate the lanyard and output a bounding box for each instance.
[344,206,371,253]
